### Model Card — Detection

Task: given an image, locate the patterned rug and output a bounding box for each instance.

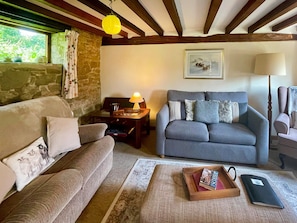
[101,158,297,223]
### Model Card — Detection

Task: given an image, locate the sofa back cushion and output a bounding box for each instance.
[206,91,247,102]
[168,90,206,101]
[168,90,205,119]
[206,92,248,124]
[0,96,73,160]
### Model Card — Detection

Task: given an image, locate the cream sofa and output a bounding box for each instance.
[0,96,114,222]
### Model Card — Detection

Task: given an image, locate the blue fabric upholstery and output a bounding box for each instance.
[156,90,269,166]
[208,123,256,145]
[194,100,219,124]
[166,120,209,142]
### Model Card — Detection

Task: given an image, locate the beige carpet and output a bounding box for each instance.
[77,131,297,223]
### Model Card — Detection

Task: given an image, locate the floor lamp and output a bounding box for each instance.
[254,53,286,145]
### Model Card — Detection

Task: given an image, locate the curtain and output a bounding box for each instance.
[63,30,79,99]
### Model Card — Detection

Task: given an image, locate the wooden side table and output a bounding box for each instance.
[90,108,150,148]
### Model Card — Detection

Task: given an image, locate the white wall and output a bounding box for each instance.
[100,41,297,135]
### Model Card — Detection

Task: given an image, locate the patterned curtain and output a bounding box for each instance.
[63,30,79,99]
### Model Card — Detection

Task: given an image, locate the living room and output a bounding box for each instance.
[1,1,297,222]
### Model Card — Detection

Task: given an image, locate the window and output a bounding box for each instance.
[0,25,47,63]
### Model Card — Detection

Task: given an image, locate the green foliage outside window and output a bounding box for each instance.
[0,25,46,62]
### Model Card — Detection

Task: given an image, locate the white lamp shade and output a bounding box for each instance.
[254,53,286,76]
[129,92,144,103]
[102,14,121,35]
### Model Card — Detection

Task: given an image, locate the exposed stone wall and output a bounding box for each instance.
[67,29,102,120]
[0,29,102,123]
[0,63,62,105]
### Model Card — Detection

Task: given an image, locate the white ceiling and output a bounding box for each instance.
[79,0,297,38]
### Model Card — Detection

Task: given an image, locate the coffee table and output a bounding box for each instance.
[140,164,296,223]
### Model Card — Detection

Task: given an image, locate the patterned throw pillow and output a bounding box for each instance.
[168,101,181,122]
[218,101,233,123]
[2,137,54,191]
[185,99,196,121]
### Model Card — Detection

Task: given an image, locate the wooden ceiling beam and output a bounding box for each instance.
[0,2,69,32]
[204,0,222,34]
[102,33,297,45]
[44,0,128,38]
[3,0,108,36]
[122,0,163,36]
[248,0,297,33]
[78,0,145,37]
[272,14,297,31]
[225,0,265,34]
[162,0,182,36]
[0,20,52,34]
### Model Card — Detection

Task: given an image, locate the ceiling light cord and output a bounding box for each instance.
[109,0,115,15]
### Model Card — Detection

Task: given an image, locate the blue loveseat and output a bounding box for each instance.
[156,90,269,166]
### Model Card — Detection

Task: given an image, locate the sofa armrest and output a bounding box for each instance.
[156,104,169,156]
[247,106,269,166]
[274,113,290,135]
[79,123,108,144]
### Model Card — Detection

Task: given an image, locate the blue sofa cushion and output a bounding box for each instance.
[166,120,209,142]
[168,90,205,101]
[194,100,219,124]
[208,123,256,145]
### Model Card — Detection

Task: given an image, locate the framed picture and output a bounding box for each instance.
[184,49,224,79]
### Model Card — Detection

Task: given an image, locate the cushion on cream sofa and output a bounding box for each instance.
[3,137,54,191]
[46,116,81,157]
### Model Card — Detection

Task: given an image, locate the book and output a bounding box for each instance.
[192,170,225,191]
[241,174,284,209]
[197,168,219,190]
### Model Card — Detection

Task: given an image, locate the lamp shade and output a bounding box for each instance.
[254,53,286,76]
[102,14,121,35]
[129,92,144,103]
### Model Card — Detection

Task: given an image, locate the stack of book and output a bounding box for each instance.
[193,168,221,191]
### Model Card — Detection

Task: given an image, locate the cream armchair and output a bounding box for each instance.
[274,86,297,169]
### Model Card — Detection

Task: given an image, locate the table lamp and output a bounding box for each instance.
[129,92,144,111]
[254,53,286,144]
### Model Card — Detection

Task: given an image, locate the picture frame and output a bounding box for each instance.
[184,49,224,79]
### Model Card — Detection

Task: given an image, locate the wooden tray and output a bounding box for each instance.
[182,165,240,201]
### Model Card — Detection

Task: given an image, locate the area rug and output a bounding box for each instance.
[101,158,297,223]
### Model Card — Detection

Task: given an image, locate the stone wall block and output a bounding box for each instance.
[0,90,19,104]
[36,74,56,85]
[2,70,30,90]
[0,63,63,105]
[55,74,62,84]
[48,83,61,94]
[39,85,51,96]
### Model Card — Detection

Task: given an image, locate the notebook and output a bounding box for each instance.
[241,174,284,209]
